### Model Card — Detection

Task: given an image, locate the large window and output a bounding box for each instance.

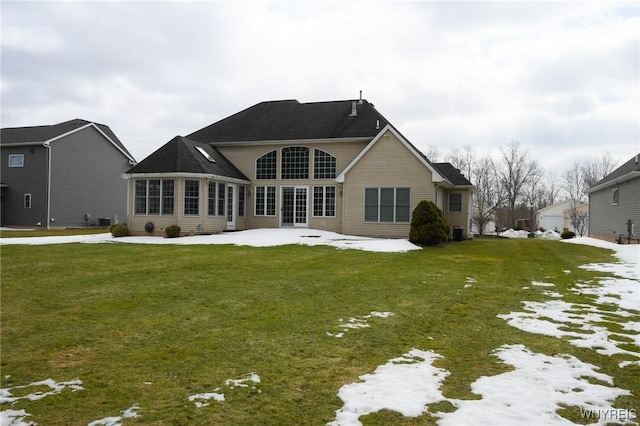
[135,179,174,215]
[208,181,217,216]
[256,150,277,179]
[281,146,309,179]
[313,186,336,217]
[184,180,200,216]
[448,193,462,213]
[314,149,336,179]
[239,186,246,217]
[364,187,410,223]
[217,183,226,216]
[255,186,276,216]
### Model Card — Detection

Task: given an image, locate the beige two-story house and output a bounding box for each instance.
[124,99,474,238]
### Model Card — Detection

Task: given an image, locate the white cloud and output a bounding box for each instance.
[1,1,637,169]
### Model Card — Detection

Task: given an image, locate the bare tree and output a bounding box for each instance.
[446,145,476,183]
[569,206,589,237]
[544,170,561,206]
[496,140,541,228]
[471,157,502,234]
[582,152,615,189]
[563,160,586,201]
[425,145,441,162]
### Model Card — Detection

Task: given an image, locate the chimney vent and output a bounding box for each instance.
[358,90,363,104]
[349,101,357,117]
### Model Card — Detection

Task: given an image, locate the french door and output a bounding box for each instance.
[281,186,308,227]
[227,184,236,230]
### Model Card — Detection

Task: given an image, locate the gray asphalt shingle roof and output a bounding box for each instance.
[126,136,249,181]
[0,118,135,161]
[187,99,389,143]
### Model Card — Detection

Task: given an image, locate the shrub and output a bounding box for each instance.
[165,225,181,238]
[561,230,576,239]
[111,224,128,237]
[409,200,451,246]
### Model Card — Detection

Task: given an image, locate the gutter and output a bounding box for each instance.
[43,143,52,229]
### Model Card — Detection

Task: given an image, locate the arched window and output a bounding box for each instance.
[314,149,336,179]
[281,146,309,179]
[256,150,277,179]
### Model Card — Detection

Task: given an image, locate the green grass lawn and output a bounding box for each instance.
[1,239,638,425]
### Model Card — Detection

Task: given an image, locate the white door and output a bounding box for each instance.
[281,186,308,227]
[227,184,236,230]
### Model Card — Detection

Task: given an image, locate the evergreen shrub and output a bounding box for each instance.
[111,224,128,237]
[409,200,451,246]
[165,225,181,238]
[561,230,576,239]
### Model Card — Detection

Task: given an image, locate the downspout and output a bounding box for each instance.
[43,143,51,229]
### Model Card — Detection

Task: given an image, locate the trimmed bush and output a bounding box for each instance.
[409,200,451,246]
[165,225,181,238]
[111,224,128,237]
[561,230,576,239]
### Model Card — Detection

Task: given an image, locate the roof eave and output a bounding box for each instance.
[586,171,640,194]
[209,136,372,147]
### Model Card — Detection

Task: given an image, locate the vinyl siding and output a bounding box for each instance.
[0,145,48,226]
[589,176,640,241]
[341,131,434,238]
[49,126,131,227]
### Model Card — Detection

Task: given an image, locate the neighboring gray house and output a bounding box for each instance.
[0,119,136,228]
[586,153,640,243]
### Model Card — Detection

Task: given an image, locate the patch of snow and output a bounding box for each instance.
[436,344,632,426]
[188,373,261,408]
[532,281,555,287]
[0,229,421,253]
[0,409,35,426]
[499,229,531,238]
[188,391,225,408]
[0,378,83,404]
[328,349,449,425]
[87,405,140,426]
[328,312,394,338]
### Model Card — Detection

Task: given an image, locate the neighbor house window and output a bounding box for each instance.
[364,187,410,223]
[24,193,32,209]
[9,154,24,168]
[255,186,276,216]
[239,186,246,217]
[135,179,174,215]
[612,188,619,205]
[208,181,217,216]
[217,183,226,216]
[313,186,336,217]
[314,149,336,179]
[184,180,200,215]
[449,193,463,213]
[256,150,277,180]
[281,146,309,179]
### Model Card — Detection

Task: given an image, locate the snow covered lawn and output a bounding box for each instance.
[1,231,637,425]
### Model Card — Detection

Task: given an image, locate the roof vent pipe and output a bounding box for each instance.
[358,90,363,104]
[350,101,357,117]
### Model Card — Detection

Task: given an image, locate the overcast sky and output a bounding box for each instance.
[2,1,638,174]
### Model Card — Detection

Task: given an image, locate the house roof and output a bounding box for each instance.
[0,118,135,162]
[587,153,640,193]
[432,163,474,187]
[187,99,389,143]
[125,136,250,182]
